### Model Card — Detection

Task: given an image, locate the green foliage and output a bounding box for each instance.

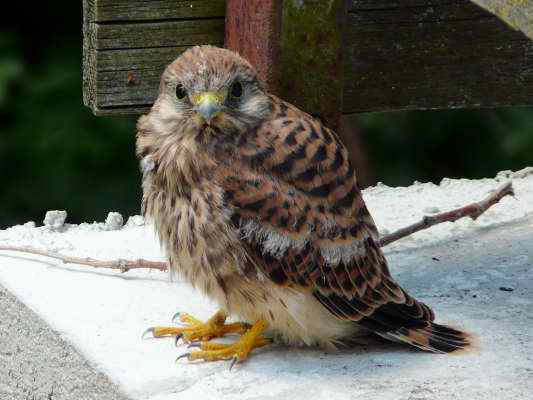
[357,107,533,186]
[0,35,140,228]
[0,40,24,107]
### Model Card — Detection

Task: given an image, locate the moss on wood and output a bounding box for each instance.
[280,0,346,129]
[470,0,533,39]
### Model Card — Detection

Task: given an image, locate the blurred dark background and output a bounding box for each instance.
[0,3,532,228]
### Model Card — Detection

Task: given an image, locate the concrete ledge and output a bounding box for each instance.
[0,284,130,400]
[0,169,532,399]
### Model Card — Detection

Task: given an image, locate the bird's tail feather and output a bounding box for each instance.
[354,298,473,353]
[376,322,472,353]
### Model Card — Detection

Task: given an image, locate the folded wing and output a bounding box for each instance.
[216,98,469,352]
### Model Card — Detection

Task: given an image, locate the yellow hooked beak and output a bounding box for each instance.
[191,91,225,122]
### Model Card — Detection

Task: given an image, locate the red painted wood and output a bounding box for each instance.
[225,0,282,94]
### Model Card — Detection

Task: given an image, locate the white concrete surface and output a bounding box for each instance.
[0,283,130,400]
[0,168,532,400]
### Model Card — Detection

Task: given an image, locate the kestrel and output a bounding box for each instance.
[138,46,471,366]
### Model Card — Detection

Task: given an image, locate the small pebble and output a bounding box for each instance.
[43,210,67,229]
[440,177,453,186]
[126,215,145,227]
[105,212,124,231]
[499,286,514,292]
[495,170,513,180]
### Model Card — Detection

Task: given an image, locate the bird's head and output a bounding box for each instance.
[145,46,272,147]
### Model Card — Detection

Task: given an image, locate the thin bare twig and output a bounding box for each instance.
[0,245,168,272]
[0,182,514,271]
[378,181,514,247]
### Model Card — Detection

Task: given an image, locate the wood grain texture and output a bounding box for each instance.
[225,0,282,93]
[82,0,97,112]
[344,0,533,113]
[82,0,224,115]
[83,0,533,116]
[94,0,225,22]
[95,20,224,50]
[96,47,190,109]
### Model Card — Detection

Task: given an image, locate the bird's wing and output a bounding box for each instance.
[216,97,468,352]
[218,97,428,315]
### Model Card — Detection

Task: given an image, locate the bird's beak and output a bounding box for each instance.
[192,91,224,123]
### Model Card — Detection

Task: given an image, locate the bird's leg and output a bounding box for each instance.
[143,310,249,343]
[177,320,270,367]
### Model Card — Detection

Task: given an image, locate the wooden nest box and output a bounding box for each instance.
[82,0,533,129]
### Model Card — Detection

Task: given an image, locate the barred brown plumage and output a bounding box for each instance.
[137,45,471,365]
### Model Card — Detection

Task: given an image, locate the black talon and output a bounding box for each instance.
[175,353,191,363]
[174,334,184,347]
[141,327,155,340]
[187,342,201,349]
[229,357,239,371]
[171,312,181,324]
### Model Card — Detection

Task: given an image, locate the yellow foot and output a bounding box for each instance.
[177,320,270,368]
[142,310,248,344]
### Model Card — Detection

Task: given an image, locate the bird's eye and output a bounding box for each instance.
[176,83,187,100]
[231,81,243,98]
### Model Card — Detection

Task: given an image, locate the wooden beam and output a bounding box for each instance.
[96,20,223,50]
[82,0,533,116]
[82,0,97,113]
[225,0,282,94]
[82,0,225,115]
[343,0,533,113]
[94,0,225,21]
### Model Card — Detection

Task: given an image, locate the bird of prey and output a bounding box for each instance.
[138,45,471,365]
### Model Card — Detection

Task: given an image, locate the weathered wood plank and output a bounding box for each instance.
[343,0,533,113]
[470,0,533,39]
[93,41,224,113]
[225,0,282,93]
[82,0,225,114]
[95,19,224,50]
[82,0,98,112]
[96,47,194,109]
[83,0,533,116]
[94,0,225,22]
